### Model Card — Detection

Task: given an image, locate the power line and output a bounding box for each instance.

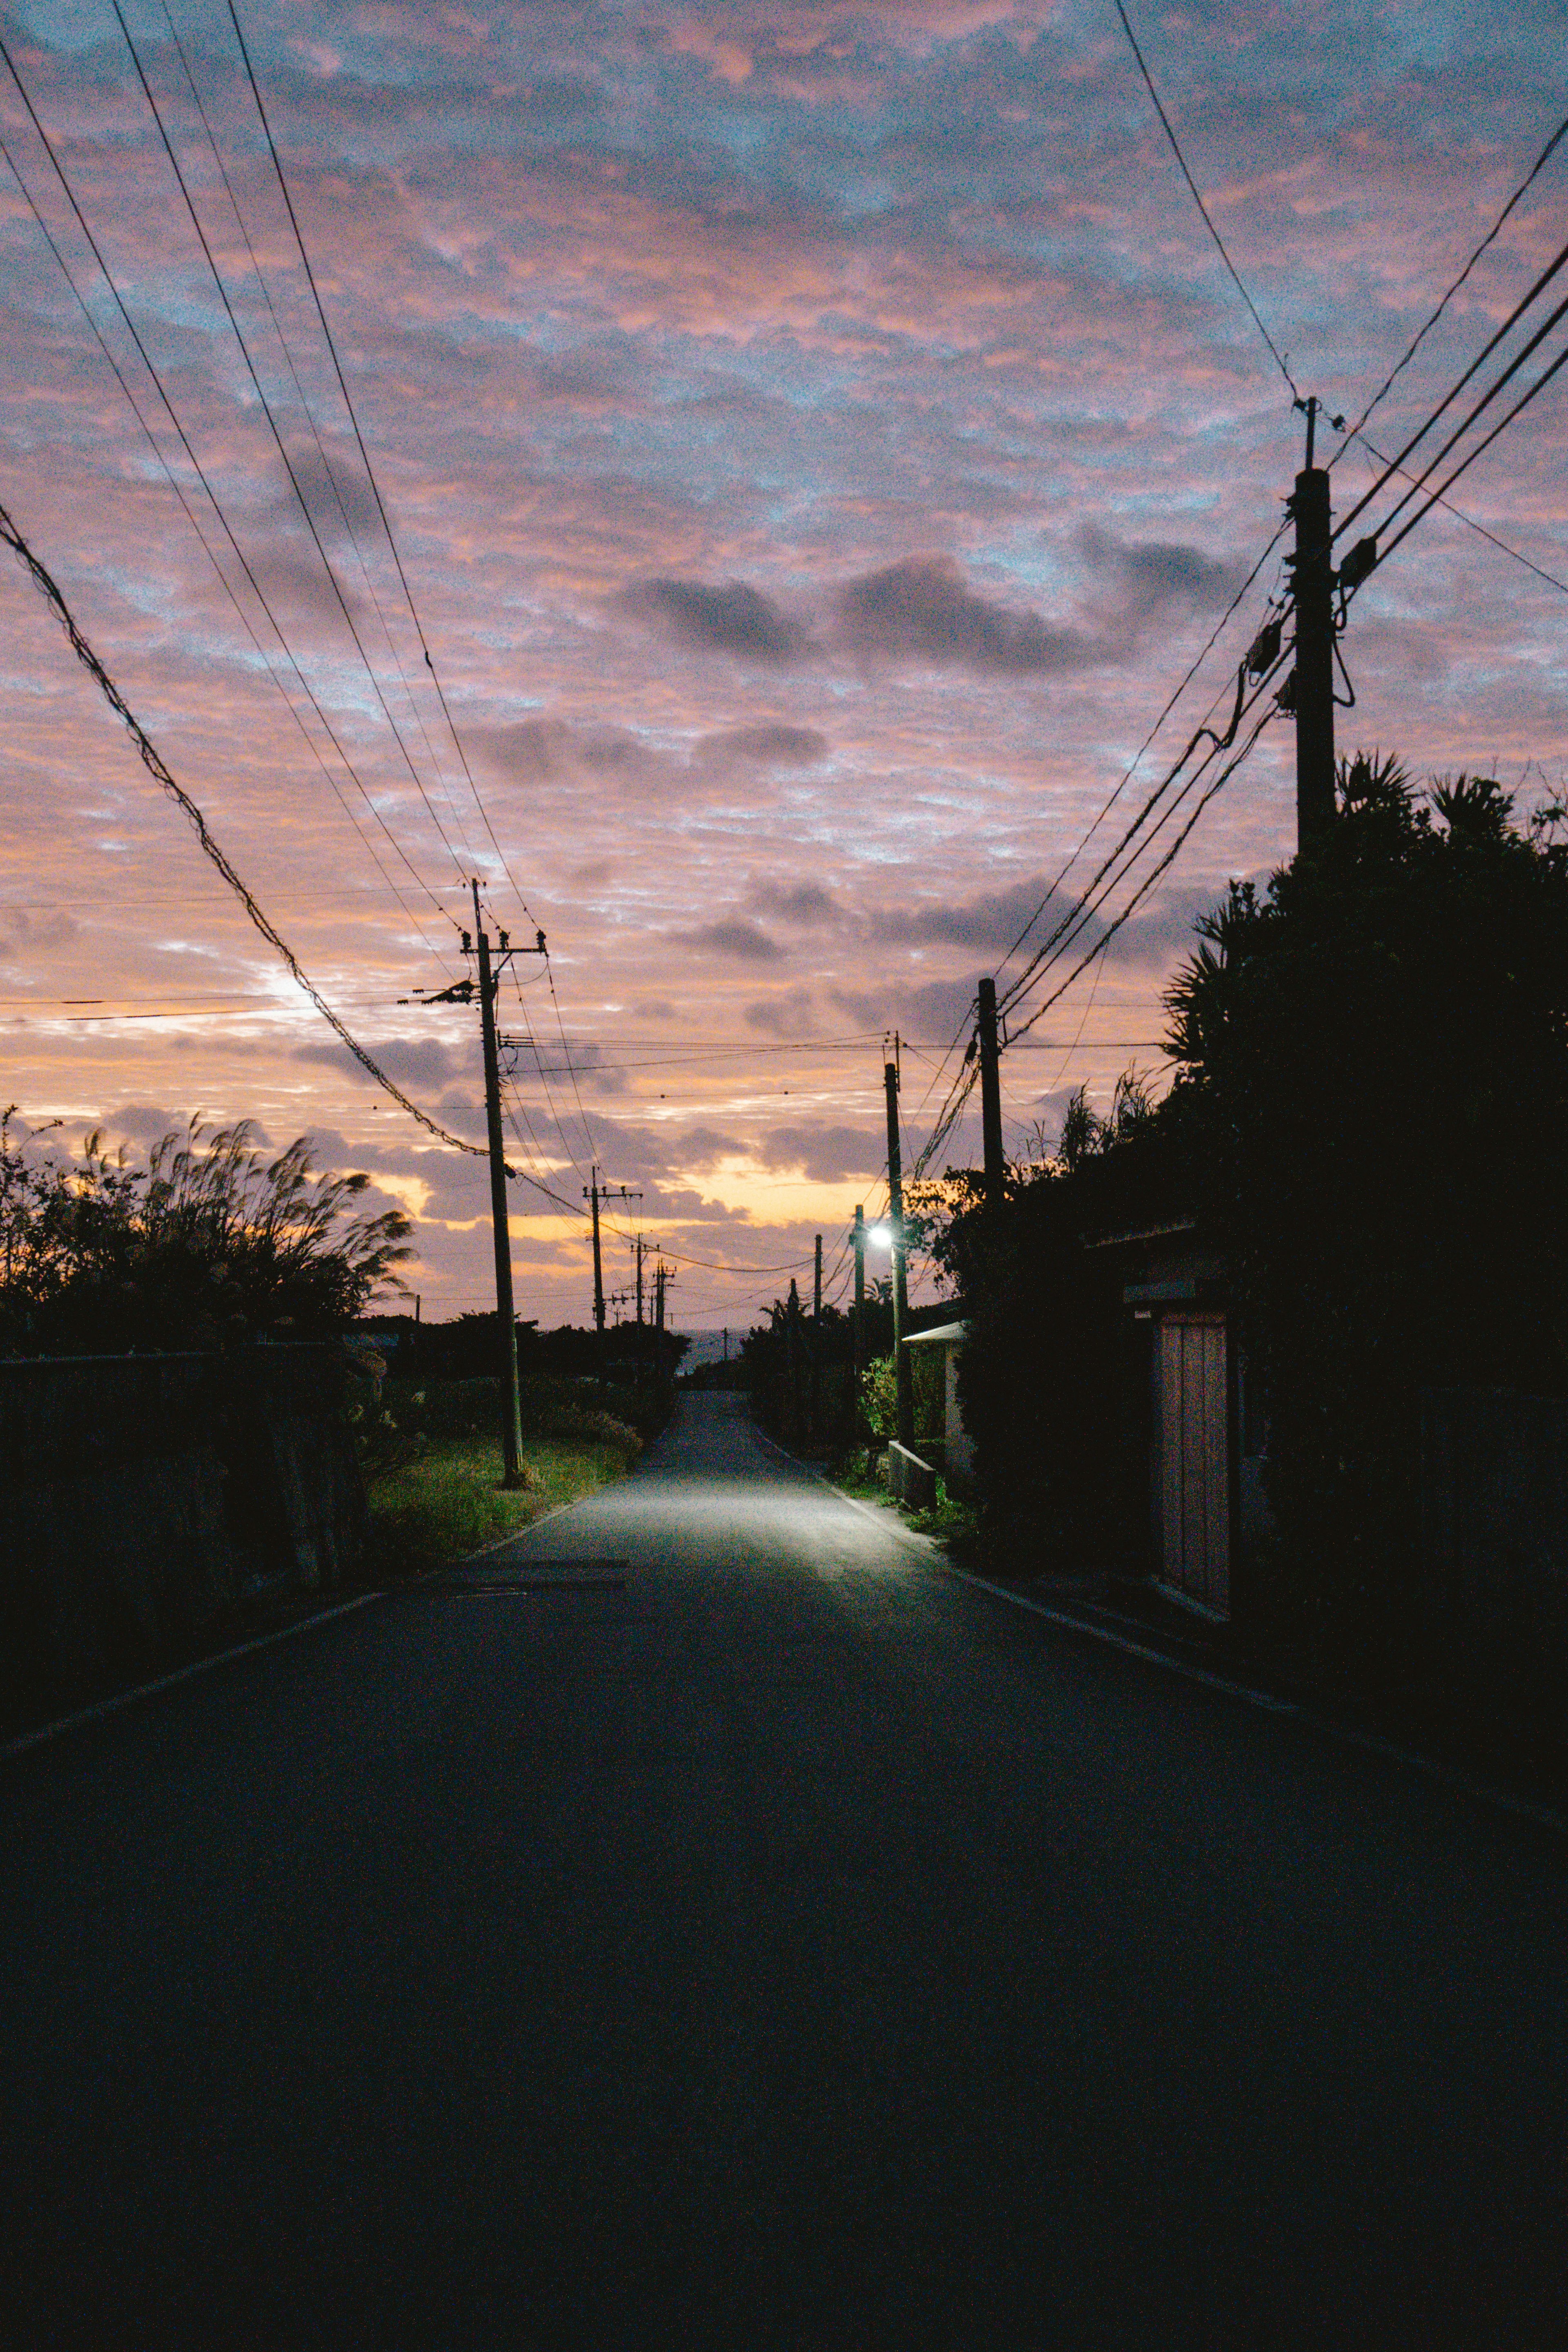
[1360,288,1568,549]
[1008,702,1281,1045]
[1111,0,1298,401]
[225,0,531,920]
[152,0,483,878]
[1334,231,1568,547]
[1355,436,1568,597]
[108,0,473,892]
[1336,108,1568,455]
[996,639,1266,1020]
[0,499,486,1157]
[1375,336,1568,573]
[993,520,1289,994]
[0,67,459,952]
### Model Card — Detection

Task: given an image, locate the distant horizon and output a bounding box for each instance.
[3,0,1561,1335]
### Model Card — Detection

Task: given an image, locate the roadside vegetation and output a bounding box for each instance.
[349,1371,653,1575]
[0,1116,410,1353]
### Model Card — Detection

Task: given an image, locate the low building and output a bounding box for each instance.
[901,1318,974,1492]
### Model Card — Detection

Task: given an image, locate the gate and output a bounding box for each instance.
[1156,1312,1230,1616]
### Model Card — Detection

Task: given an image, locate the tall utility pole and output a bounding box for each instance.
[466,880,545,1489]
[1291,395,1337,853]
[408,911,543,1486]
[583,1168,639,1390]
[635,1234,645,1328]
[811,1232,822,1446]
[884,1047,913,1450]
[976,976,1004,1209]
[852,1204,865,1397]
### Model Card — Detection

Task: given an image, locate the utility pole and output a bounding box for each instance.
[852,1204,865,1401]
[786,1276,803,1447]
[588,1167,604,1348]
[976,975,1004,1209]
[582,1169,639,1391]
[884,1045,913,1450]
[635,1234,645,1327]
[467,882,546,1488]
[654,1259,675,1379]
[407,887,547,1490]
[811,1231,822,1446]
[1290,395,1337,853]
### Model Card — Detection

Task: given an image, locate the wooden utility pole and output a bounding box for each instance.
[583,1168,639,1390]
[811,1231,822,1446]
[852,1203,865,1397]
[884,1048,913,1449]
[467,880,544,1490]
[412,895,546,1486]
[976,975,1004,1209]
[1291,395,1337,852]
[786,1275,803,1446]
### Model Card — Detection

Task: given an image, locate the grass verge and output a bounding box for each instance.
[367,1432,636,1576]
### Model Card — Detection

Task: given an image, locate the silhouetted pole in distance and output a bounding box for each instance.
[884,1053,913,1450]
[852,1204,865,1400]
[811,1232,822,1446]
[977,976,1004,1209]
[471,881,525,1488]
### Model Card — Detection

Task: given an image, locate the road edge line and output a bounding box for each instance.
[3,1482,637,1762]
[0,1590,385,1762]
[940,1559,1568,1835]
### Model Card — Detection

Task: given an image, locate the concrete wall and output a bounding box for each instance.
[1421,1387,1568,1702]
[0,1344,366,1717]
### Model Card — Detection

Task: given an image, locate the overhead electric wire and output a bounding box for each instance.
[1356,435,1568,596]
[0,52,459,950]
[1374,336,1568,571]
[225,0,530,918]
[996,631,1276,1021]
[1112,0,1298,401]
[541,952,599,1173]
[1009,702,1281,1045]
[1336,108,1568,455]
[994,255,1568,1086]
[1333,229,1568,547]
[994,520,1290,994]
[0,500,487,1156]
[1352,281,1568,559]
[108,0,472,891]
[151,0,481,875]
[928,125,1568,1168]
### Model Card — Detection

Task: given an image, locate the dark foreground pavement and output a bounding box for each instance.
[4,1392,1566,2349]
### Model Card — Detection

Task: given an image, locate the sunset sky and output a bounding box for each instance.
[0,0,1563,1331]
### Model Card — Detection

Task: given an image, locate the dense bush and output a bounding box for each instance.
[933,757,1568,1650]
[1165,758,1568,1652]
[0,1117,410,1354]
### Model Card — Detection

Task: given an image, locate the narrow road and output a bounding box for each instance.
[4,1392,1565,2348]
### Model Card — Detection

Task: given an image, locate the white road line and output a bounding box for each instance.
[762,1426,1568,1836]
[0,1494,615,1764]
[940,1559,1568,1836]
[0,1590,387,1762]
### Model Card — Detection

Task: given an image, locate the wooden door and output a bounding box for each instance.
[1158,1313,1230,1615]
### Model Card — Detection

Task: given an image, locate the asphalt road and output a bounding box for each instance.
[4,1391,1566,2349]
